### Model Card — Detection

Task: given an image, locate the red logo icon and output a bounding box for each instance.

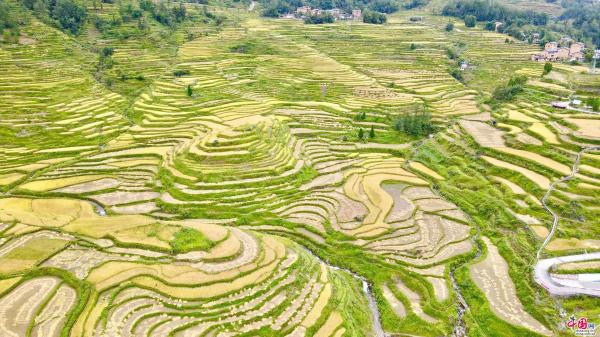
[578,317,588,330]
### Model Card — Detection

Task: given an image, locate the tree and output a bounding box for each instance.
[542,62,553,76]
[187,85,193,97]
[358,128,364,139]
[484,21,495,31]
[464,15,476,28]
[410,43,417,50]
[369,125,375,138]
[445,22,454,32]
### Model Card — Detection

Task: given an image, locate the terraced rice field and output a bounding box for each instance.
[1,2,600,337]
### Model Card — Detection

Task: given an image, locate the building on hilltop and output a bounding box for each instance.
[531,41,585,62]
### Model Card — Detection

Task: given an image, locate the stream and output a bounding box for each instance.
[407,132,484,337]
[449,224,482,337]
[304,248,388,337]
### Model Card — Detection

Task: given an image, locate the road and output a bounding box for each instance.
[534,253,600,297]
[566,105,600,115]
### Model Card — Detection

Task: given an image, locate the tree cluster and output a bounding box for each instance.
[363,9,386,24]
[0,1,23,42]
[442,0,599,49]
[139,0,187,27]
[558,0,600,47]
[368,0,397,13]
[22,0,87,34]
[304,13,334,23]
[442,0,548,26]
[393,108,434,137]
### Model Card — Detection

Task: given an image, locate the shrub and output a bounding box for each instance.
[445,22,454,31]
[464,15,476,27]
[187,85,193,96]
[450,68,463,81]
[170,227,214,253]
[485,21,495,31]
[586,97,600,111]
[542,62,552,76]
[173,69,191,77]
[446,46,460,60]
[100,46,114,57]
[492,75,527,101]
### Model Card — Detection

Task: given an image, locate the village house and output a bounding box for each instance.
[296,6,311,15]
[294,6,360,20]
[531,41,585,62]
[551,101,569,109]
[327,8,341,18]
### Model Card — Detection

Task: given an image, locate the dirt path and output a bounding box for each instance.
[536,146,600,259]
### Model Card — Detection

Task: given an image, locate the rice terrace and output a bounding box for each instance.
[1,0,600,335]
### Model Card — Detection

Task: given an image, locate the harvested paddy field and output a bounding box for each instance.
[1,2,600,337]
